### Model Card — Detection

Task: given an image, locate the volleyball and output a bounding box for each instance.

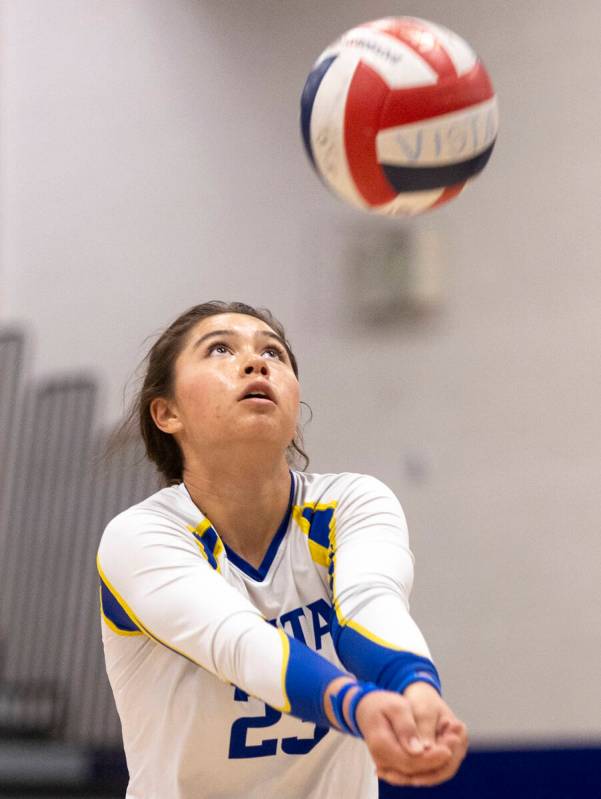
[300,16,499,216]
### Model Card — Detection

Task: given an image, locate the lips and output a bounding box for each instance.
[238,380,276,404]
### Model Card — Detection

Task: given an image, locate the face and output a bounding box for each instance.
[151,313,300,460]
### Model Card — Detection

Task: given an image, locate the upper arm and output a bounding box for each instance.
[98,511,263,663]
[332,474,414,611]
[331,474,430,659]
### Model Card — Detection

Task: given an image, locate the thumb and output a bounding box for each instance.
[385,699,424,756]
[404,683,441,750]
[415,707,439,750]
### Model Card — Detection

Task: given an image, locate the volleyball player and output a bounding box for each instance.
[97,301,467,798]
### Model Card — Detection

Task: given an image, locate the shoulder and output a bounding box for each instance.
[98,482,202,560]
[293,470,402,508]
[293,470,408,543]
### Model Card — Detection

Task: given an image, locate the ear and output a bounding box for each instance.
[150,396,183,435]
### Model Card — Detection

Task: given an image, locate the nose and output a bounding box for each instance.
[242,355,269,377]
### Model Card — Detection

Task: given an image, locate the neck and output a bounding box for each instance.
[182,447,292,569]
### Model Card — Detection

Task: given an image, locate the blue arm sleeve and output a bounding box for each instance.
[284,634,347,728]
[331,615,442,695]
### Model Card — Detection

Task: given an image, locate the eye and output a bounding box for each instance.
[262,345,285,360]
[207,342,230,356]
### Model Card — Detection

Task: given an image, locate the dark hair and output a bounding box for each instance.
[111,301,309,485]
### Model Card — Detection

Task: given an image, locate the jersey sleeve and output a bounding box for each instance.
[97,509,345,728]
[330,474,442,694]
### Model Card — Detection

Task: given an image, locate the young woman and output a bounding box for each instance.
[98,301,467,799]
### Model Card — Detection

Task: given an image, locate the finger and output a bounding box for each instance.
[437,717,468,755]
[383,698,423,756]
[437,731,468,766]
[380,749,465,789]
[387,707,452,771]
[407,731,468,787]
[386,736,452,776]
[437,727,465,749]
[377,768,419,787]
[368,715,439,777]
[437,712,467,739]
[412,700,439,750]
[378,760,458,788]
[400,755,464,787]
[368,719,419,774]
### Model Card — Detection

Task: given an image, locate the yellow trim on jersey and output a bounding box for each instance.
[190,518,212,536]
[98,585,143,637]
[276,628,292,713]
[307,538,329,568]
[292,501,337,568]
[213,539,225,562]
[187,519,224,573]
[344,616,405,651]
[97,555,207,669]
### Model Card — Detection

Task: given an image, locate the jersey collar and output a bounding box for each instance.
[183,472,295,582]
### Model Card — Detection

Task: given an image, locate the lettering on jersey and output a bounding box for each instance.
[292,501,337,568]
[279,607,307,644]
[229,688,328,759]
[267,598,332,651]
[229,693,281,758]
[230,599,334,759]
[307,599,331,651]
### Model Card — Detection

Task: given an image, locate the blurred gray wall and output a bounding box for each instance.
[1,0,599,745]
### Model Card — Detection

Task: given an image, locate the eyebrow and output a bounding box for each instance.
[191,328,287,352]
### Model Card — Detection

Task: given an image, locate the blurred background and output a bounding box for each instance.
[0,1,599,796]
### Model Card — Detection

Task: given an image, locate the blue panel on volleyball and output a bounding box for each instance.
[381,142,496,192]
[300,55,337,170]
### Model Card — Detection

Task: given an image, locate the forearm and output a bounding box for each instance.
[331,610,442,695]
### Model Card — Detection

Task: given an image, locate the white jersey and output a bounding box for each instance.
[97,471,433,799]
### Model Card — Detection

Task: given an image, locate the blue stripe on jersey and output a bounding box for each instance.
[99,578,141,634]
[293,502,336,568]
[284,634,346,729]
[301,505,333,549]
[223,473,295,582]
[189,523,222,570]
[300,55,337,170]
[331,615,442,695]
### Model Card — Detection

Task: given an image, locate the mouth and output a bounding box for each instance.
[238,382,276,404]
[240,396,275,405]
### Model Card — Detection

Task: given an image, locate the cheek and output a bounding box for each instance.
[175,368,226,422]
[284,378,301,416]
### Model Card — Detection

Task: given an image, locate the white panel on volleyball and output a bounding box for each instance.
[376,189,449,217]
[320,27,438,89]
[376,98,499,168]
[309,51,367,210]
[417,18,478,76]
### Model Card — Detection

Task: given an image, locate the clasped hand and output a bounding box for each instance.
[356,682,468,787]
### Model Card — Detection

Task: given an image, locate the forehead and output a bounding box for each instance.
[185,312,277,344]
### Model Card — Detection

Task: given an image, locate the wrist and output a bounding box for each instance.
[327,678,379,737]
[324,676,353,727]
[396,668,442,696]
[403,679,442,699]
